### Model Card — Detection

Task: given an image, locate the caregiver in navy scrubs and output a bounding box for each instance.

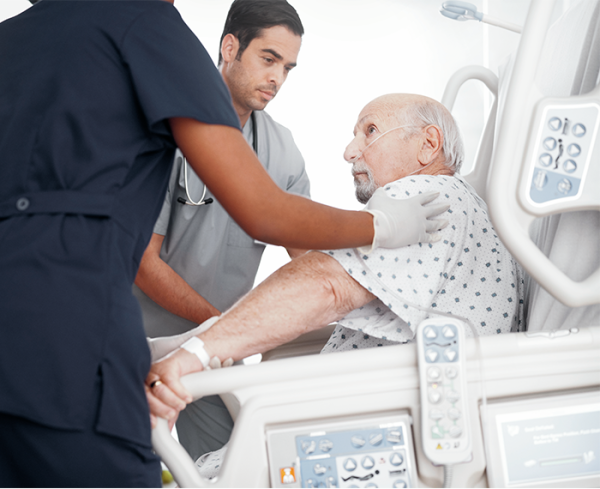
[0,0,445,486]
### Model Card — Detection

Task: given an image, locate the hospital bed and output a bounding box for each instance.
[152,0,600,486]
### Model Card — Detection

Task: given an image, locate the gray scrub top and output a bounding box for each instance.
[134,110,310,337]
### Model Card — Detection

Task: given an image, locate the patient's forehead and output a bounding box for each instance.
[353,102,399,134]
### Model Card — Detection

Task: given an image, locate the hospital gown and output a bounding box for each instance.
[194,174,524,479]
[321,174,524,353]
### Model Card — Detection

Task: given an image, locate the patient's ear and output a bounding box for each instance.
[417,125,444,166]
[221,34,240,65]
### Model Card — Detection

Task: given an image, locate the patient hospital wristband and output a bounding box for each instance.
[180,337,211,369]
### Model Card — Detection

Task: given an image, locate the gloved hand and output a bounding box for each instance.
[359,189,449,254]
[147,316,220,363]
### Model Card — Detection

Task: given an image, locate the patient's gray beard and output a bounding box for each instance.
[352,162,378,204]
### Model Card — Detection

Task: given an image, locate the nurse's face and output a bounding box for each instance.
[220,26,301,122]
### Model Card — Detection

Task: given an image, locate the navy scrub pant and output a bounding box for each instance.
[0,412,161,488]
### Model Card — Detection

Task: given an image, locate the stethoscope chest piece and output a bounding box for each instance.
[178,112,258,206]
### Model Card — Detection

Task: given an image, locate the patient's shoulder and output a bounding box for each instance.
[387,174,480,201]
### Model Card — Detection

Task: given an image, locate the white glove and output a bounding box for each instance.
[147,316,220,363]
[358,189,449,254]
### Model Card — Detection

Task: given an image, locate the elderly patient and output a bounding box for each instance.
[147,93,523,444]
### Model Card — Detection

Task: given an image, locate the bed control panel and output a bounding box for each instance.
[266,412,416,488]
[527,103,599,206]
[417,318,472,466]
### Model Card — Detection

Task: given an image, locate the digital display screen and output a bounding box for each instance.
[495,401,600,485]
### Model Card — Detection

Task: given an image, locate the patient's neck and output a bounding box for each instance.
[413,158,455,178]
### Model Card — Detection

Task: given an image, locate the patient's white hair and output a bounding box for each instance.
[398,98,465,173]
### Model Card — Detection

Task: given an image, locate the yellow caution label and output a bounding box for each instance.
[436,443,443,450]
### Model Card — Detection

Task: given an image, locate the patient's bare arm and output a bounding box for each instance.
[146,251,376,423]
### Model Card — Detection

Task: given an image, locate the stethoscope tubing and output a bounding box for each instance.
[179,112,258,206]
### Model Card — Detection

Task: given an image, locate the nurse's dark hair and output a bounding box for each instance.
[218,0,304,66]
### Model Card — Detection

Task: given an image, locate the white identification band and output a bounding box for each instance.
[180,337,210,369]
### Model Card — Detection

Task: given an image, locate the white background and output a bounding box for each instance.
[1,0,553,285]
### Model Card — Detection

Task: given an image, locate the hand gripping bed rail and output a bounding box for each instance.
[441,65,499,202]
[152,326,600,488]
[487,0,600,307]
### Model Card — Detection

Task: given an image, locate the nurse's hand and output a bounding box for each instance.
[359,190,449,254]
[146,348,204,428]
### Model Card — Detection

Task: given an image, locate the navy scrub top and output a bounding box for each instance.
[0,0,240,447]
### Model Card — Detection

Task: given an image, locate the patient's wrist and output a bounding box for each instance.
[180,337,211,369]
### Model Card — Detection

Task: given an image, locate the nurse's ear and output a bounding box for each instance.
[220,34,241,65]
[417,124,444,166]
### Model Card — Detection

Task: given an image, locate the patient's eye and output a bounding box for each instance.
[367,125,378,135]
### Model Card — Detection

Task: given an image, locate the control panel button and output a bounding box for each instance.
[343,458,357,472]
[425,349,438,363]
[442,325,455,339]
[428,388,442,404]
[302,440,316,454]
[448,408,461,420]
[306,478,316,488]
[424,326,437,339]
[538,153,553,167]
[431,425,444,438]
[445,366,457,379]
[313,463,327,476]
[534,170,548,190]
[386,429,403,445]
[444,348,457,362]
[351,435,366,448]
[557,178,573,194]
[449,426,463,438]
[326,476,337,488]
[548,117,562,131]
[543,137,557,151]
[572,123,586,137]
[319,439,333,453]
[393,480,408,488]
[427,366,441,381]
[429,408,444,420]
[563,160,577,173]
[389,453,404,466]
[446,390,460,403]
[567,143,581,157]
[361,456,375,469]
[369,433,383,446]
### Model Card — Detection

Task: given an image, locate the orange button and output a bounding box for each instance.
[280,467,296,484]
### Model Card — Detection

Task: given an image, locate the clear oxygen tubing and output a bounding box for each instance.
[351,248,489,487]
[348,124,438,177]
[348,125,414,164]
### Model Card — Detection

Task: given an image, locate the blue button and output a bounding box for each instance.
[539,153,553,167]
[572,123,586,137]
[563,160,577,173]
[319,439,333,453]
[534,171,548,190]
[16,197,30,211]
[557,178,572,194]
[567,143,581,157]
[543,137,557,151]
[548,117,562,131]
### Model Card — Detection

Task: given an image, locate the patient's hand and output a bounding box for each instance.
[145,348,204,427]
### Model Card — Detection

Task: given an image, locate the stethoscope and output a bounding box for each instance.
[177,112,259,206]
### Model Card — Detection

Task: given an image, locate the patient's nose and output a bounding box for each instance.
[344,139,361,163]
